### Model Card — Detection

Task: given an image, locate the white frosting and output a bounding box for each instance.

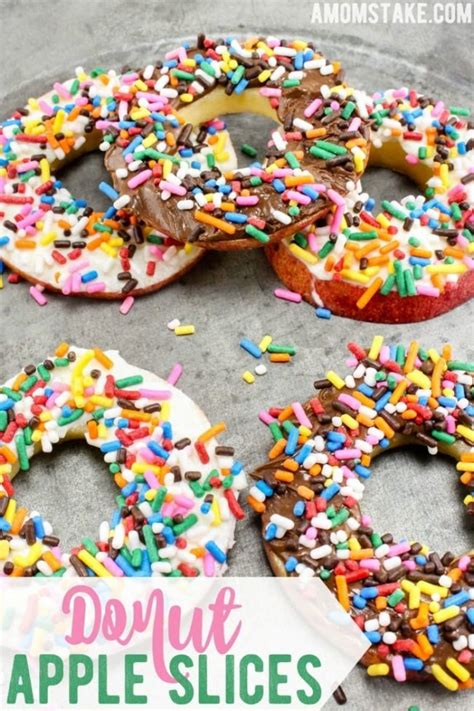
[0,348,246,577]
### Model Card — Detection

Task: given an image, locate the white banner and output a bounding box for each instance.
[0,577,369,710]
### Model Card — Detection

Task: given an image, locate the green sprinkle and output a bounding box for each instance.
[173,514,198,535]
[16,432,30,471]
[240,143,257,158]
[380,274,396,296]
[146,234,164,245]
[447,360,474,372]
[381,200,407,220]
[269,422,283,442]
[245,225,269,243]
[37,364,51,382]
[348,231,378,241]
[152,487,168,512]
[284,151,300,169]
[109,462,120,475]
[24,427,33,447]
[282,79,300,88]
[330,509,350,527]
[172,69,195,81]
[288,205,299,217]
[293,232,308,249]
[143,524,159,563]
[231,65,245,85]
[418,146,427,160]
[0,412,8,431]
[318,240,335,258]
[282,421,297,435]
[404,269,417,296]
[92,408,105,421]
[206,153,215,169]
[388,589,405,607]
[249,176,262,187]
[267,344,296,355]
[1,387,22,402]
[314,140,347,156]
[115,375,143,388]
[413,264,423,280]
[189,480,205,498]
[57,409,84,426]
[20,375,37,392]
[394,260,407,297]
[199,61,216,77]
[449,106,470,116]
[309,146,334,161]
[431,430,456,444]
[341,101,356,119]
[131,549,143,568]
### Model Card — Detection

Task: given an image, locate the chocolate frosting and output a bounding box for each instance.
[104,36,371,247]
[251,345,474,683]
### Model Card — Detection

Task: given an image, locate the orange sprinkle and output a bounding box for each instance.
[335,575,350,611]
[198,422,226,442]
[356,277,383,310]
[278,406,294,422]
[247,495,265,513]
[87,420,98,439]
[270,353,291,363]
[194,210,236,235]
[11,507,28,535]
[404,341,419,374]
[282,458,299,472]
[269,439,287,460]
[296,485,314,500]
[275,469,294,483]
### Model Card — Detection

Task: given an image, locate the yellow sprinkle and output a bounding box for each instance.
[368,335,384,360]
[130,108,150,120]
[431,664,459,691]
[457,425,474,443]
[326,371,345,389]
[52,109,65,134]
[341,414,358,430]
[13,542,43,568]
[242,371,255,384]
[408,585,421,609]
[446,657,471,683]
[433,605,460,624]
[375,213,390,229]
[367,664,390,677]
[40,158,50,183]
[211,497,222,526]
[457,462,474,472]
[426,263,467,275]
[175,325,195,336]
[407,369,431,390]
[133,79,148,92]
[0,540,10,560]
[142,134,157,148]
[339,268,370,284]
[427,348,441,364]
[259,335,272,352]
[39,230,57,246]
[77,550,112,578]
[5,499,16,525]
[417,581,448,598]
[289,243,318,265]
[180,93,194,103]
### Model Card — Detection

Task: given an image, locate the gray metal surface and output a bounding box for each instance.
[1,1,473,708]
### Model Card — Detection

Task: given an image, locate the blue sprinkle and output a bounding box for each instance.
[285,557,298,573]
[205,541,227,563]
[100,440,122,453]
[240,338,262,359]
[315,307,332,319]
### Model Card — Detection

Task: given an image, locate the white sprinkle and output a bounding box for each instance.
[255,364,267,376]
[167,318,181,331]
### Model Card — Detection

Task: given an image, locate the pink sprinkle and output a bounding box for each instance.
[285,190,311,205]
[359,559,380,571]
[304,98,322,118]
[327,188,345,207]
[86,282,106,293]
[335,448,362,460]
[173,495,194,510]
[416,284,440,297]
[38,100,54,117]
[330,205,344,233]
[30,285,47,306]
[348,117,361,132]
[236,195,259,206]
[431,100,445,118]
[392,88,407,99]
[379,345,391,363]
[405,154,418,165]
[306,527,317,540]
[259,87,282,97]
[103,556,124,577]
[144,471,160,489]
[259,410,275,425]
[446,415,456,434]
[458,650,472,664]
[159,180,186,196]
[338,394,361,411]
[403,560,417,571]
[17,210,43,229]
[53,81,72,100]
[458,555,470,571]
[139,389,171,399]
[127,170,152,190]
[203,552,216,577]
[292,402,312,429]
[274,287,302,303]
[150,245,164,260]
[121,72,139,84]
[17,161,39,173]
[120,295,134,315]
[307,231,319,253]
[387,542,411,557]
[392,655,406,683]
[167,364,183,386]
